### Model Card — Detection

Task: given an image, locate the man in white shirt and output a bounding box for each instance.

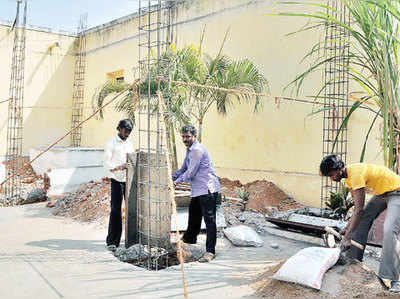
[103,119,134,252]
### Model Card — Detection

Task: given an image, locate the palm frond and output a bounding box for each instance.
[276,0,400,170]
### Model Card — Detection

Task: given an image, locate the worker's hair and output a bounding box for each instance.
[117,119,133,131]
[320,154,345,176]
[181,125,197,136]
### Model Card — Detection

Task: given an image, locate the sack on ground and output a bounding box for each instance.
[272,247,340,290]
[223,225,264,247]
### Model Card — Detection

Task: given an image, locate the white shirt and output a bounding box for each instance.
[103,135,133,182]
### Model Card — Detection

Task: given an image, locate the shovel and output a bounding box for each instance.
[324,226,364,266]
[324,226,364,250]
[325,227,391,289]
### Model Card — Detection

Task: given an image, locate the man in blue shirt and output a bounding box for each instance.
[173,125,221,262]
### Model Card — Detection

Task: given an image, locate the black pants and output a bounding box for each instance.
[183,192,218,254]
[106,179,125,247]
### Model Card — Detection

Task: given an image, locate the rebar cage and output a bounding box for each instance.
[321,0,350,208]
[136,0,178,270]
[4,0,27,205]
[70,14,87,147]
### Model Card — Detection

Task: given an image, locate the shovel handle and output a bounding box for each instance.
[324,226,364,250]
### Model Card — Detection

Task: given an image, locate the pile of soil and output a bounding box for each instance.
[219,177,243,198]
[52,179,112,225]
[220,177,302,214]
[253,260,397,298]
[50,177,302,231]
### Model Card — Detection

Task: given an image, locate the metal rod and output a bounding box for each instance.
[137,0,176,270]
[70,14,87,147]
[4,0,27,205]
[321,0,350,209]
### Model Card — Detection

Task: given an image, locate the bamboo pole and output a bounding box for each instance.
[157,90,189,299]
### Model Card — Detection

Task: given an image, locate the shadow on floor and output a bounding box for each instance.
[25,239,106,252]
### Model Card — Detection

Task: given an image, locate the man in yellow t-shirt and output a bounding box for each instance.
[320,154,400,293]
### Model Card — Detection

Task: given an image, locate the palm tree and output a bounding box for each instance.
[94,34,268,166]
[275,0,400,171]
[167,33,268,141]
[191,54,267,141]
[93,79,138,122]
[93,52,190,170]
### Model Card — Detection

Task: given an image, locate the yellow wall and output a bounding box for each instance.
[78,0,384,207]
[0,0,385,207]
[0,25,76,156]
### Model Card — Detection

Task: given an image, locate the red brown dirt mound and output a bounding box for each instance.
[245,180,302,213]
[219,177,243,198]
[220,177,302,213]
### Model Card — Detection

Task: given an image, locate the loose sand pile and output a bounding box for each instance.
[253,259,398,298]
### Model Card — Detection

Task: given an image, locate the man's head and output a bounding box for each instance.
[320,154,346,182]
[181,125,197,148]
[117,119,133,141]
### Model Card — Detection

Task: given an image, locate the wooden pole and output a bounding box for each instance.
[157,90,188,298]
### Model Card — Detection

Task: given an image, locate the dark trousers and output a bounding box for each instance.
[183,192,218,254]
[106,178,125,247]
[347,192,400,281]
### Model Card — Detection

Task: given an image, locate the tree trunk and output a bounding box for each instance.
[170,125,178,171]
[198,119,203,143]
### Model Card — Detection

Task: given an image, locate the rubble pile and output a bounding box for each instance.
[221,178,302,233]
[51,177,302,235]
[0,157,48,205]
[52,178,112,225]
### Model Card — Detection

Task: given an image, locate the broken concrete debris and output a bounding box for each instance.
[0,157,49,205]
[223,225,264,247]
[52,179,111,224]
[23,188,47,205]
[175,242,206,263]
[114,244,143,262]
[270,243,279,249]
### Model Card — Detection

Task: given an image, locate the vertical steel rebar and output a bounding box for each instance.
[4,0,27,205]
[321,0,350,210]
[70,14,87,147]
[137,0,176,270]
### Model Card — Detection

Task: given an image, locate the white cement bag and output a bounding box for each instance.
[223,225,264,247]
[272,247,340,290]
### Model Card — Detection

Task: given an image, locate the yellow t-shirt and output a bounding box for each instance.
[344,163,400,195]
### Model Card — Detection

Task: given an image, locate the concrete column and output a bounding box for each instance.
[126,151,171,249]
[125,152,138,248]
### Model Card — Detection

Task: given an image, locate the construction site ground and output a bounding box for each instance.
[0,201,386,299]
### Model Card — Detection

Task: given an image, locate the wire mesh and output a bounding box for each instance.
[137,0,177,270]
[321,0,350,208]
[70,14,87,147]
[3,0,27,205]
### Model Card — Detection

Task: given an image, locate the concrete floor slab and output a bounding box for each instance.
[0,203,380,298]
